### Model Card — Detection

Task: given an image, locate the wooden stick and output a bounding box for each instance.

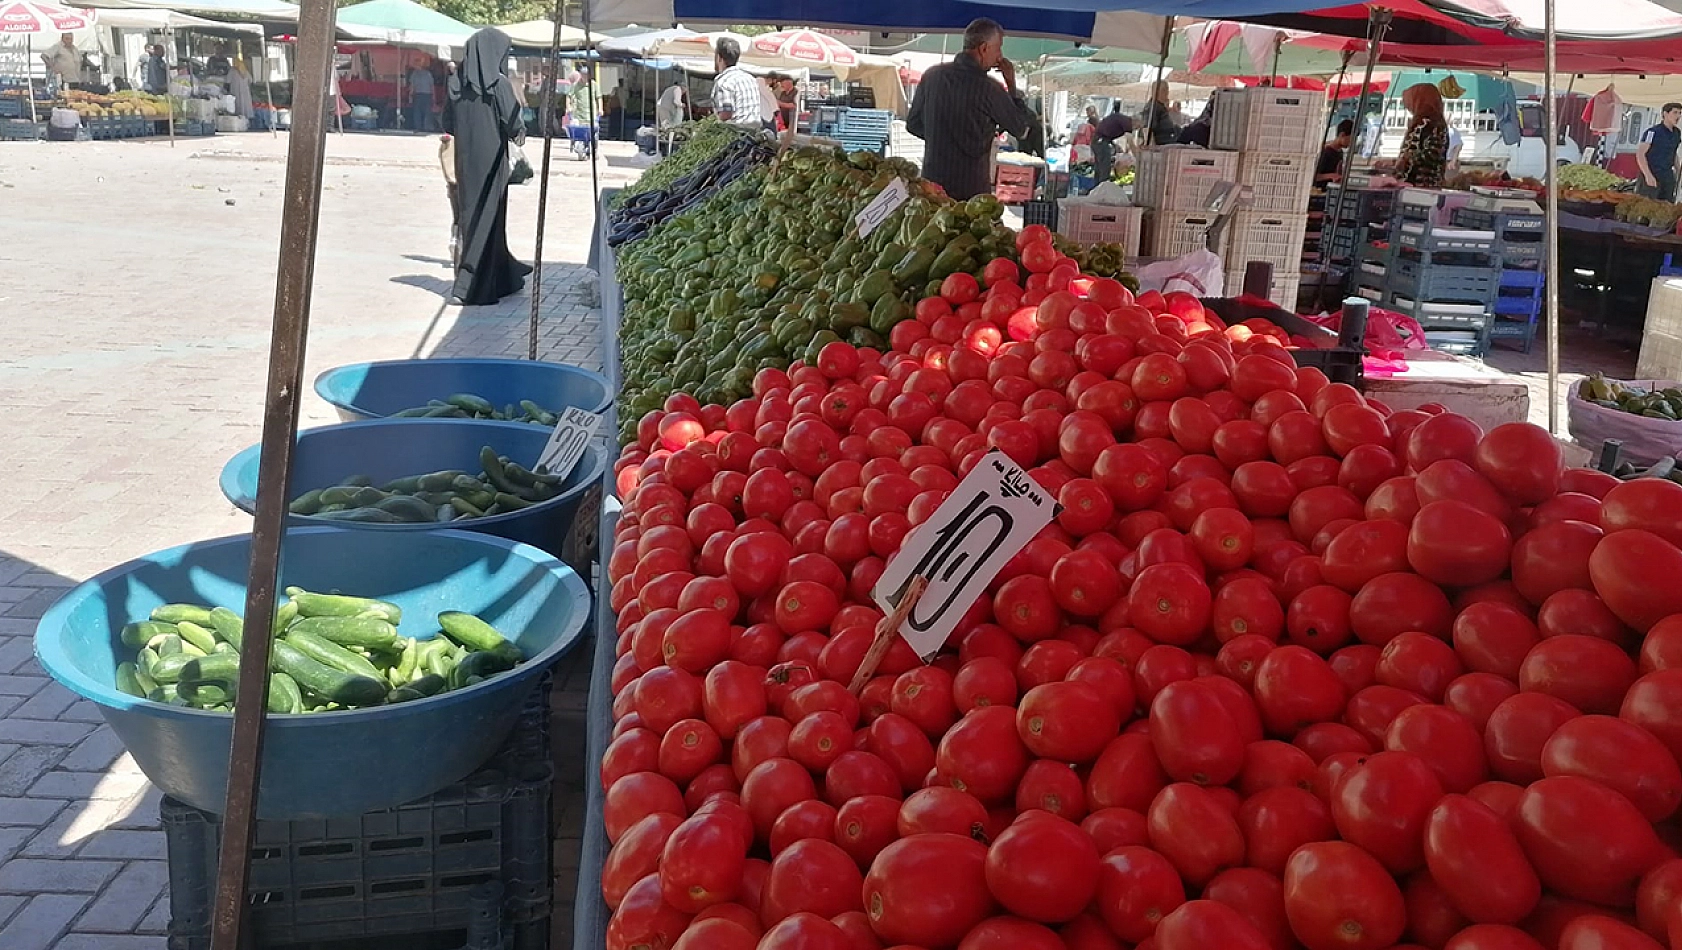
[849,575,928,694]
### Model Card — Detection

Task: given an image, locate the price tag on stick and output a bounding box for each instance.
[534,406,601,478]
[853,177,910,239]
[870,450,1056,660]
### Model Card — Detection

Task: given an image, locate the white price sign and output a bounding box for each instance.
[534,407,601,477]
[854,178,910,239]
[872,451,1055,659]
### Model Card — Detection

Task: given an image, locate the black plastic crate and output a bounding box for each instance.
[165,680,554,949]
[1022,200,1058,231]
[1387,255,1498,305]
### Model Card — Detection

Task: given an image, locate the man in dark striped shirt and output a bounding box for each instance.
[906,18,1034,201]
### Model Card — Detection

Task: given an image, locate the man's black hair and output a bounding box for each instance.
[715,37,741,67]
[1336,118,1355,137]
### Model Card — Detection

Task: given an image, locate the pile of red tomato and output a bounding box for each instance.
[599,224,1682,950]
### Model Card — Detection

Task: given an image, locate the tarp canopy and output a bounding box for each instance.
[587,0,1103,40]
[499,17,592,49]
[336,0,473,47]
[92,7,265,33]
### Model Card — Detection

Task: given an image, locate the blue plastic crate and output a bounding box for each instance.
[164,679,554,949]
[839,108,892,135]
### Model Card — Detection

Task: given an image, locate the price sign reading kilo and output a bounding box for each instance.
[534,406,602,477]
[853,177,910,239]
[872,450,1056,658]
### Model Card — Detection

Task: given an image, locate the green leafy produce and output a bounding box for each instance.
[1557,163,1627,192]
[114,588,526,713]
[389,394,561,425]
[611,118,757,209]
[1615,195,1682,229]
[286,447,568,524]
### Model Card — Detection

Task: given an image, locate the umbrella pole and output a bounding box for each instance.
[1329,13,1391,278]
[1269,33,1283,88]
[1321,49,1353,153]
[208,0,337,947]
[529,0,568,362]
[166,28,175,148]
[1544,0,1561,433]
[262,40,277,139]
[395,37,404,131]
[584,6,600,205]
[27,34,35,125]
[1144,16,1174,147]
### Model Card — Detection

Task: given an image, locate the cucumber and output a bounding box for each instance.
[449,497,486,518]
[148,685,189,707]
[272,599,298,635]
[268,672,304,714]
[437,612,523,664]
[115,662,147,698]
[149,653,193,685]
[178,681,231,708]
[408,672,447,696]
[446,392,495,415]
[283,630,385,682]
[207,607,244,652]
[137,647,160,679]
[285,589,401,624]
[179,653,241,687]
[419,470,471,492]
[213,642,238,655]
[423,639,458,679]
[381,475,424,494]
[155,635,183,658]
[179,641,208,658]
[392,638,419,685]
[338,474,374,488]
[121,620,176,650]
[449,650,517,689]
[289,488,325,515]
[271,641,388,708]
[288,615,399,651]
[480,447,524,495]
[174,621,218,655]
[386,686,425,704]
[151,603,214,626]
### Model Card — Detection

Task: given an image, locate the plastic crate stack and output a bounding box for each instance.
[1355,189,1503,358]
[164,678,555,950]
[832,108,891,156]
[1453,201,1546,352]
[993,161,1039,204]
[1136,147,1239,259]
[1057,201,1144,257]
[1208,87,1327,310]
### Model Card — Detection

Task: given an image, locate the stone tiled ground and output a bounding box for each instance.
[0,130,636,948]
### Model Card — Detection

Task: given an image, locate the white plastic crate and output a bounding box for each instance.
[1225,210,1309,283]
[1057,201,1144,254]
[1143,211,1231,260]
[1224,270,1302,311]
[1134,147,1239,212]
[1237,152,1315,213]
[1211,87,1328,156]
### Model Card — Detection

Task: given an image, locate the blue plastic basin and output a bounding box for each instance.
[314,358,613,423]
[35,527,590,819]
[218,418,604,554]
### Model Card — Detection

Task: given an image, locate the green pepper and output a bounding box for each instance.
[891,247,937,286]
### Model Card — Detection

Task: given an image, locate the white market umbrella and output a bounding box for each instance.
[0,1,95,122]
[749,28,860,78]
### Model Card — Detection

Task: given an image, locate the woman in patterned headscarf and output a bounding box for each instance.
[1395,82,1450,187]
[442,28,532,305]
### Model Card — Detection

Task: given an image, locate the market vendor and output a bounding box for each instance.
[1316,119,1355,181]
[1636,103,1682,202]
[142,44,169,96]
[39,34,81,94]
[907,18,1033,201]
[1092,104,1132,184]
[1138,81,1180,147]
[1394,83,1450,188]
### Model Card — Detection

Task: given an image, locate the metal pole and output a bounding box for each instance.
[396,37,405,129]
[27,34,35,124]
[1269,33,1283,88]
[1328,12,1392,276]
[208,0,336,945]
[584,7,601,209]
[1143,16,1174,146]
[1544,0,1561,433]
[166,28,175,148]
[530,1,568,361]
[1321,48,1354,153]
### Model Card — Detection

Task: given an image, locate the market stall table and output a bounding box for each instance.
[1364,348,1532,430]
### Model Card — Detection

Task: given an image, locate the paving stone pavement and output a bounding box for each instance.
[0,131,634,948]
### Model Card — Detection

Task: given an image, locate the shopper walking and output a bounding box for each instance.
[1637,103,1682,202]
[442,28,532,306]
[1092,103,1132,183]
[906,18,1034,201]
[141,44,169,95]
[1394,82,1450,187]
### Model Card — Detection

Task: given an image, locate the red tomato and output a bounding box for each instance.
[1253,646,1346,737]
[1558,916,1667,950]
[1452,603,1541,681]
[1129,563,1213,646]
[1405,413,1484,472]
[1330,750,1444,873]
[1540,715,1682,822]
[1018,681,1120,764]
[1147,783,1245,887]
[1423,794,1542,925]
[1513,776,1666,906]
[605,772,687,844]
[1282,841,1407,950]
[1473,422,1562,505]
[1149,680,1246,787]
[1350,572,1453,646]
[1445,925,1547,950]
[833,794,902,869]
[662,812,748,912]
[1518,634,1637,716]
[936,706,1031,804]
[1408,500,1512,586]
[603,813,684,909]
[1156,900,1272,950]
[607,874,693,950]
[1088,732,1171,813]
[1601,477,1682,548]
[672,917,757,950]
[741,758,816,844]
[1590,528,1682,632]
[1621,669,1682,765]
[862,834,992,947]
[984,812,1102,923]
[1095,845,1187,944]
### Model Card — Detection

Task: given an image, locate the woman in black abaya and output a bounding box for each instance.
[443,28,532,305]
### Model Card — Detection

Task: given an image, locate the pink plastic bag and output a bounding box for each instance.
[1305,306,1429,352]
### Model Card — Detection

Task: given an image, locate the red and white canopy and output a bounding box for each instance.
[750,29,859,70]
[0,0,93,33]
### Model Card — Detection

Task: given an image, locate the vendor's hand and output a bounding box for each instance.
[997,59,1016,91]
[1648,175,1660,187]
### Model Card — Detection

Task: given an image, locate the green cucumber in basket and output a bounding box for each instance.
[449,650,518,690]
[207,607,244,652]
[437,612,523,664]
[287,615,398,651]
[148,653,194,685]
[178,653,241,689]
[285,588,402,624]
[283,630,385,682]
[268,673,304,715]
[271,641,387,708]
[121,620,175,650]
[174,621,218,656]
[150,603,214,626]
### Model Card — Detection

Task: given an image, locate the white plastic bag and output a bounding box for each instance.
[1134,249,1225,298]
[1086,181,1128,205]
[49,107,79,129]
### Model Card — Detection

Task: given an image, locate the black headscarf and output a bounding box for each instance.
[452,27,513,101]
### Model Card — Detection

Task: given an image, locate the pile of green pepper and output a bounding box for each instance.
[1579,373,1682,421]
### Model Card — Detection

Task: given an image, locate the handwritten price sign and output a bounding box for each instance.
[534,406,602,478]
[872,450,1055,659]
[854,178,910,239]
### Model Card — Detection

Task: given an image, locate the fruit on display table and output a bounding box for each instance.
[612,147,1126,443]
[64,88,170,118]
[597,235,1682,950]
[1579,374,1682,420]
[116,587,525,712]
[288,446,570,524]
